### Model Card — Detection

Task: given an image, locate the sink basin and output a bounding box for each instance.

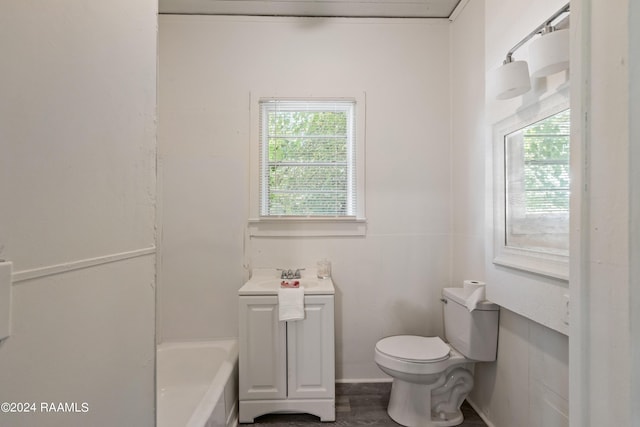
[257,279,319,289]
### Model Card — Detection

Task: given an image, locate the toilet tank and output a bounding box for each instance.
[442,287,500,362]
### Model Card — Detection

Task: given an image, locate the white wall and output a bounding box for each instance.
[449,0,487,290]
[570,1,634,426]
[158,15,452,379]
[0,1,157,426]
[630,0,640,422]
[450,1,569,426]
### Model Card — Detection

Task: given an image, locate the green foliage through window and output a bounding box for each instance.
[507,109,570,215]
[259,100,356,217]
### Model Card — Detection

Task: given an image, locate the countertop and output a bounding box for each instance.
[238,268,335,296]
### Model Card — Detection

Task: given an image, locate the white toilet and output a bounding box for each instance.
[374,287,499,427]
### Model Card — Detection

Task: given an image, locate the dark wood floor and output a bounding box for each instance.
[249,382,487,426]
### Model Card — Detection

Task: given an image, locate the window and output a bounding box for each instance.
[249,94,366,237]
[492,92,570,280]
[259,100,356,217]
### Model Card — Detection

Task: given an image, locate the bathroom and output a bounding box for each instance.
[0,0,637,426]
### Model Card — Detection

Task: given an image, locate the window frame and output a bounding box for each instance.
[249,92,366,237]
[492,91,570,280]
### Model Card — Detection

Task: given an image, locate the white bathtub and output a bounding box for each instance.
[157,340,238,427]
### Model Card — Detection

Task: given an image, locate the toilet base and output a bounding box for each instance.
[386,375,468,427]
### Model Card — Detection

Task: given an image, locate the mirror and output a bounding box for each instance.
[505,109,570,255]
[493,93,570,280]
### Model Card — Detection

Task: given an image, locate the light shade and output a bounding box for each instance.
[494,60,531,100]
[529,28,570,78]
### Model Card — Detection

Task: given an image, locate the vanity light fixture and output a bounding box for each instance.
[529,26,570,78]
[494,3,570,100]
[495,55,531,100]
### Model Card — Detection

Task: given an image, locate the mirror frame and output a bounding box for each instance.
[492,90,570,281]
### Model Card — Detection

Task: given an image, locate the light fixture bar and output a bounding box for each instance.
[503,3,570,63]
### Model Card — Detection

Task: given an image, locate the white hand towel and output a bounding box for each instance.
[278,286,305,321]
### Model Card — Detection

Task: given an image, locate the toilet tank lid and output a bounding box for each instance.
[442,287,499,311]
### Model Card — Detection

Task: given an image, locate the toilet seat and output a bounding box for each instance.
[376,335,450,363]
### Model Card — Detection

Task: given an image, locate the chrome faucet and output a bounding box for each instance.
[279,269,293,279]
[279,268,305,279]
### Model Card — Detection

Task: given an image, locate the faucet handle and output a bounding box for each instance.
[293,268,305,279]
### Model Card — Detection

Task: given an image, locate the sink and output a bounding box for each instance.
[257,279,319,289]
[239,269,335,296]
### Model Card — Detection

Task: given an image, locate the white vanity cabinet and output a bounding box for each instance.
[238,295,287,402]
[238,271,335,423]
[286,295,334,400]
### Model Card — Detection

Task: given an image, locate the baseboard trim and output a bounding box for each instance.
[466,398,496,427]
[336,378,392,384]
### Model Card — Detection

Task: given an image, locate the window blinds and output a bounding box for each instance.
[259,99,356,217]
[522,109,570,214]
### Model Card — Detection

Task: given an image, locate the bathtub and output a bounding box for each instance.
[157,339,238,427]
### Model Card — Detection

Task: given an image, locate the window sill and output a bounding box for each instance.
[248,217,367,237]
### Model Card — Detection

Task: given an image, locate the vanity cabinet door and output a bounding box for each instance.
[239,296,287,400]
[287,295,335,399]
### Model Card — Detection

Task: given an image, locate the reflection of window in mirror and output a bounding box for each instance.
[504,109,570,255]
[492,95,570,280]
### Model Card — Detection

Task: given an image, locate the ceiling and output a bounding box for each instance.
[158,0,465,19]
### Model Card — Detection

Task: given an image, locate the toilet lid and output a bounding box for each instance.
[376,335,450,363]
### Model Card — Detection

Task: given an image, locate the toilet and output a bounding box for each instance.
[374,287,499,427]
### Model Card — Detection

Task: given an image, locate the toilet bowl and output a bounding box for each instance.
[374,287,499,427]
[375,336,472,427]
